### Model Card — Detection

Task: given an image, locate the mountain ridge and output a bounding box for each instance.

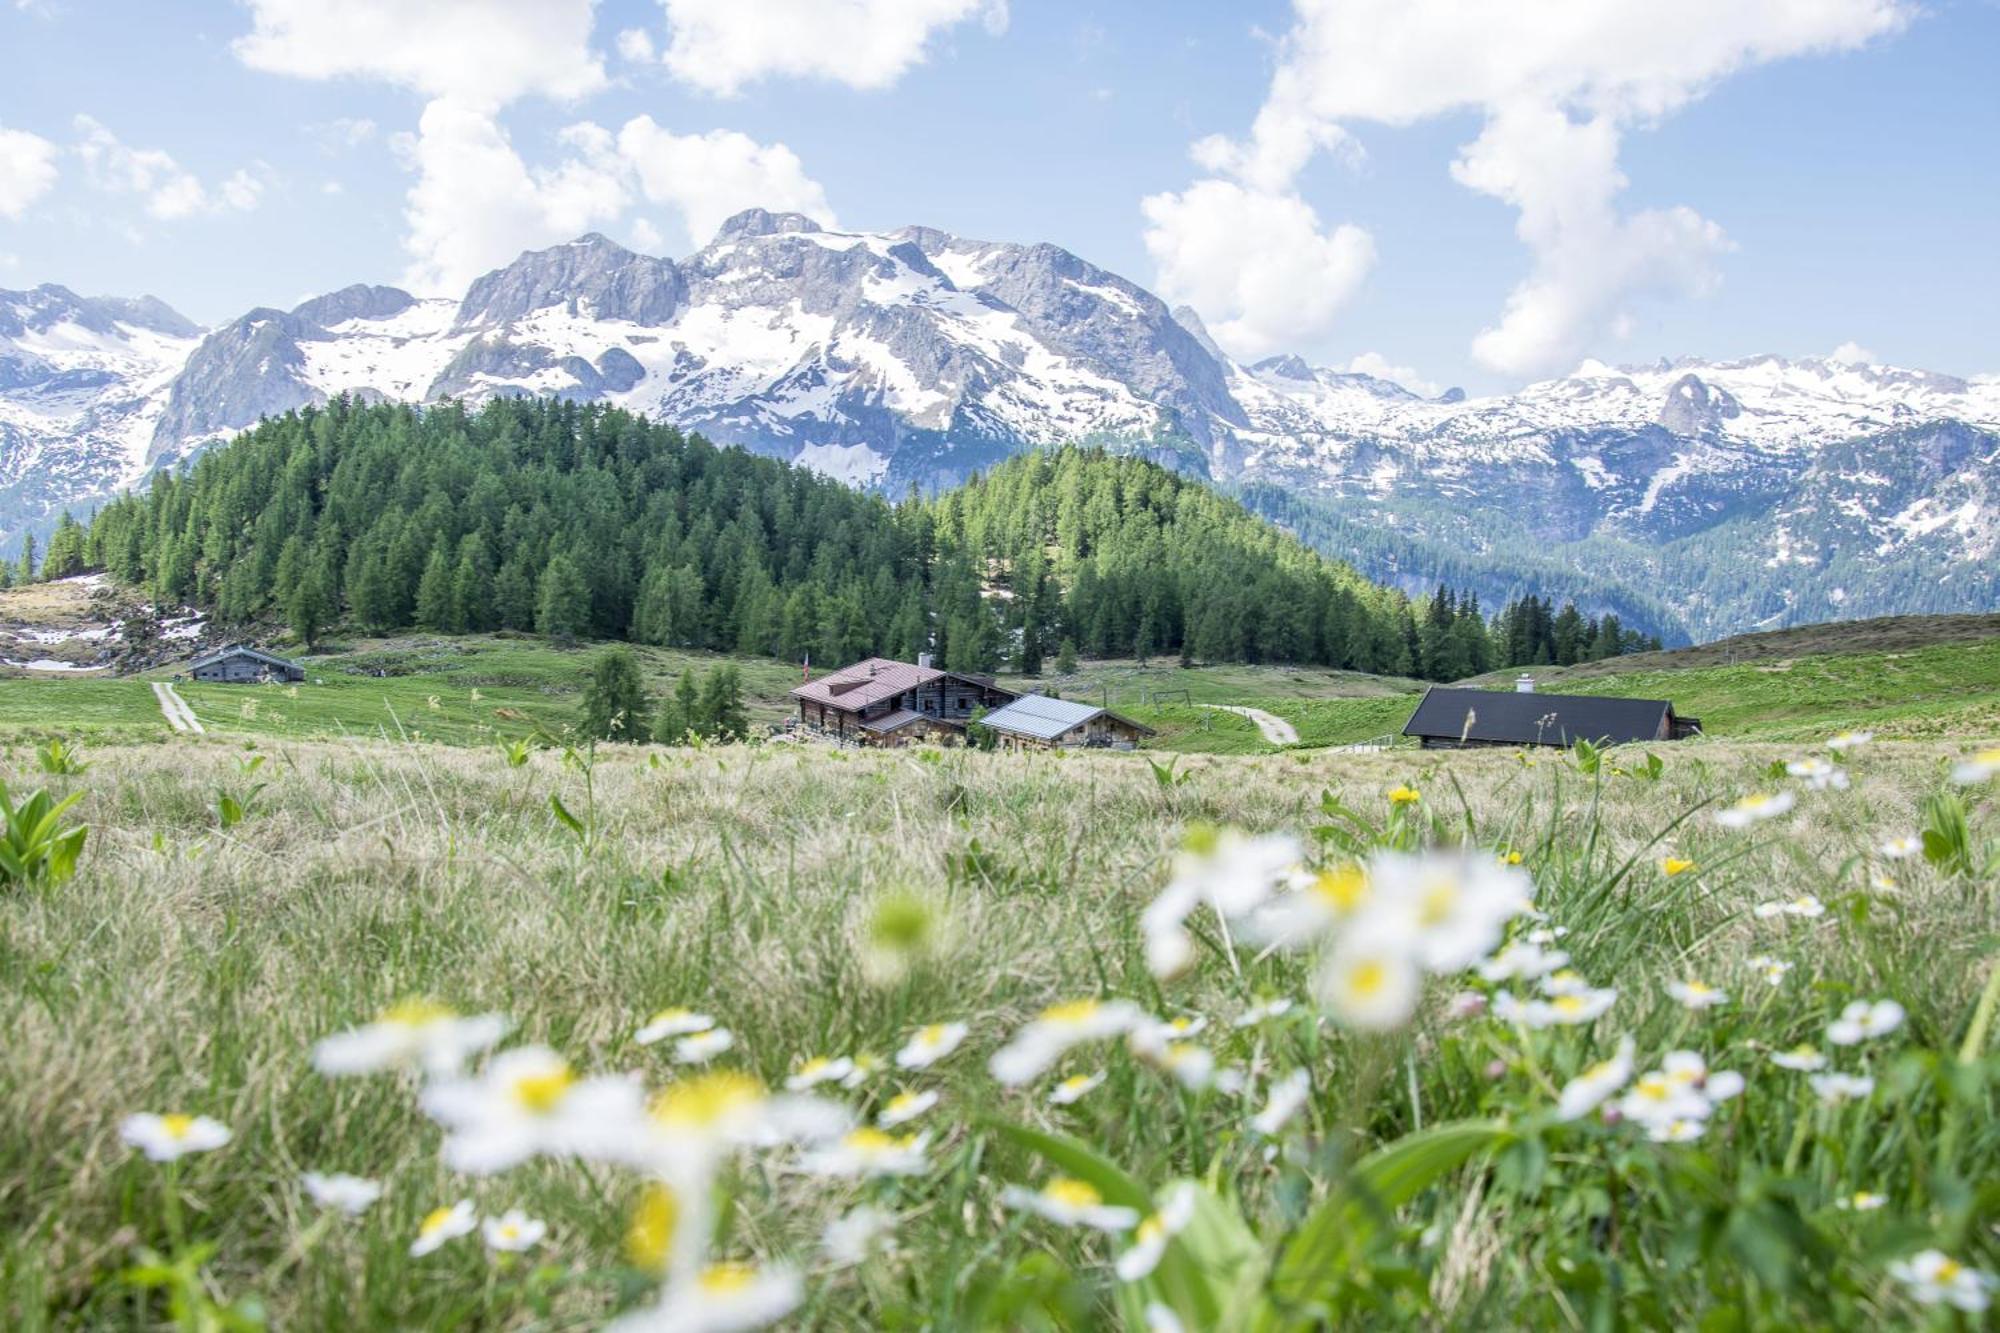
[4,210,1996,642]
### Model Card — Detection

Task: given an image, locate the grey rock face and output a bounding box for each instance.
[456,234,685,329]
[1656,373,1743,435]
[291,284,416,327]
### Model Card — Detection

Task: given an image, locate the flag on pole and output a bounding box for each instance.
[802,652,810,681]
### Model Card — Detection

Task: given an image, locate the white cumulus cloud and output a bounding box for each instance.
[1141,179,1373,362]
[0,124,59,219]
[1829,341,1876,365]
[1343,352,1440,398]
[234,0,606,107]
[617,117,834,247]
[655,0,1008,96]
[72,116,264,221]
[1151,0,1910,375]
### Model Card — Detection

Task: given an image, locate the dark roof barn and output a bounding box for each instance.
[1403,685,1696,748]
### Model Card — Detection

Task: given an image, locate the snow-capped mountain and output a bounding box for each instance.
[0,285,201,538]
[3,208,1995,641]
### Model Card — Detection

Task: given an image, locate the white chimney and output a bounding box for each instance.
[1516,673,1536,694]
[917,652,934,669]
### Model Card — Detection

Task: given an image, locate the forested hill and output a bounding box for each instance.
[81,396,1499,677]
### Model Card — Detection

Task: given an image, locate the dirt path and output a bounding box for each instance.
[1201,703,1299,745]
[153,681,204,734]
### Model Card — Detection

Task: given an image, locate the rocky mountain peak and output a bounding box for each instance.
[456,234,684,330]
[290,284,416,329]
[1657,372,1743,435]
[1253,354,1315,381]
[711,208,825,244]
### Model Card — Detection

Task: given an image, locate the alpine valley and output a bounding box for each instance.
[4,207,1995,644]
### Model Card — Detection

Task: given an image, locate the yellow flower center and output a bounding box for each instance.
[625,1185,679,1274]
[650,1007,706,1030]
[1633,1075,1669,1102]
[1136,1215,1165,1243]
[1311,865,1369,913]
[1662,858,1694,876]
[419,1205,458,1238]
[1058,1075,1094,1095]
[795,1057,833,1078]
[1976,748,2000,765]
[1552,994,1587,1015]
[651,1071,767,1129]
[1417,878,1461,927]
[1937,1259,1963,1281]
[1040,1000,1100,1026]
[510,1065,575,1114]
[1500,850,1523,865]
[382,998,454,1027]
[845,1127,899,1153]
[1388,786,1421,805]
[1044,1177,1103,1209]
[919,1024,947,1044]
[887,1092,923,1115]
[1348,959,1388,999]
[699,1262,757,1294]
[160,1113,195,1140]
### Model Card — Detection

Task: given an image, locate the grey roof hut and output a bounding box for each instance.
[1403,675,1698,749]
[185,644,306,684]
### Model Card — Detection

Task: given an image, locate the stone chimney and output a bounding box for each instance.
[1516,673,1536,694]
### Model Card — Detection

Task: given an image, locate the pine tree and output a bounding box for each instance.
[697,664,748,740]
[414,543,454,631]
[17,531,36,584]
[1055,637,1078,676]
[536,554,590,644]
[579,647,650,742]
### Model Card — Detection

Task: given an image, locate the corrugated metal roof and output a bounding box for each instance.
[186,643,302,672]
[980,693,1104,741]
[1402,687,1672,746]
[860,708,930,733]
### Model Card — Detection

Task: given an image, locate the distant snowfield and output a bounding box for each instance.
[794,441,889,486]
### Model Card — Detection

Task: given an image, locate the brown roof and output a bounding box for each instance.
[792,657,942,712]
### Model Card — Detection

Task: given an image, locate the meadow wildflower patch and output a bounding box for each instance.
[6,734,1997,1327]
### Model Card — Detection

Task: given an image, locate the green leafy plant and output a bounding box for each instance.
[1919,791,1992,879]
[0,780,87,888]
[36,737,89,776]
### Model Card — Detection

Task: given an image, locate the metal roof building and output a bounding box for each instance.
[979,693,1155,749]
[184,643,306,684]
[1402,685,1698,749]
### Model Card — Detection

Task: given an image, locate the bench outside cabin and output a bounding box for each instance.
[184,643,307,684]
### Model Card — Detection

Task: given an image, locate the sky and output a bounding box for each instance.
[1,0,1994,395]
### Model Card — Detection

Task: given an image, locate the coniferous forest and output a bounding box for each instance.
[74,397,1655,680]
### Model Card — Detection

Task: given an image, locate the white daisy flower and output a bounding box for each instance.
[1001,1177,1140,1232]
[639,1071,850,1175]
[1770,1044,1829,1071]
[1888,1250,1995,1313]
[1142,830,1303,974]
[784,1056,854,1091]
[605,1262,803,1332]
[895,1022,969,1070]
[1540,969,1593,997]
[798,1127,929,1178]
[1250,1069,1312,1136]
[311,1000,507,1077]
[1647,1116,1707,1143]
[1753,895,1825,920]
[1115,1184,1198,1282]
[1716,792,1795,828]
[1231,997,1295,1028]
[1315,924,1423,1032]
[877,1089,939,1128]
[1526,925,1569,945]
[482,1208,547,1253]
[1828,999,1905,1046]
[1950,747,2000,785]
[840,1053,884,1089]
[1876,835,1920,860]
[421,1046,648,1173]
[1826,731,1873,751]
[989,999,1144,1085]
[120,1113,231,1163]
[822,1205,895,1267]
[1498,986,1619,1030]
[1049,1071,1105,1105]
[1478,940,1570,983]
[1128,1026,1216,1090]
[1809,1072,1875,1105]
[1666,979,1729,1011]
[1785,757,1848,791]
[1748,956,1792,986]
[1662,1050,1745,1105]
[1835,1191,1887,1212]
[1145,1303,1186,1333]
[410,1200,477,1257]
[1616,1072,1711,1130]
[1239,863,1372,950]
[635,1008,714,1046]
[301,1171,382,1215]
[1369,849,1533,972]
[1556,1037,1636,1121]
[674,1028,736,1064]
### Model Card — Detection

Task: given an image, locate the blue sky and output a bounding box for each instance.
[1,0,1994,394]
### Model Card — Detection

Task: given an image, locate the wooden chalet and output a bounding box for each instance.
[791,655,1018,747]
[184,643,306,684]
[978,693,1154,750]
[1403,676,1699,750]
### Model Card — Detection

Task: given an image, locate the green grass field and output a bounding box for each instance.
[2,725,1996,1329]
